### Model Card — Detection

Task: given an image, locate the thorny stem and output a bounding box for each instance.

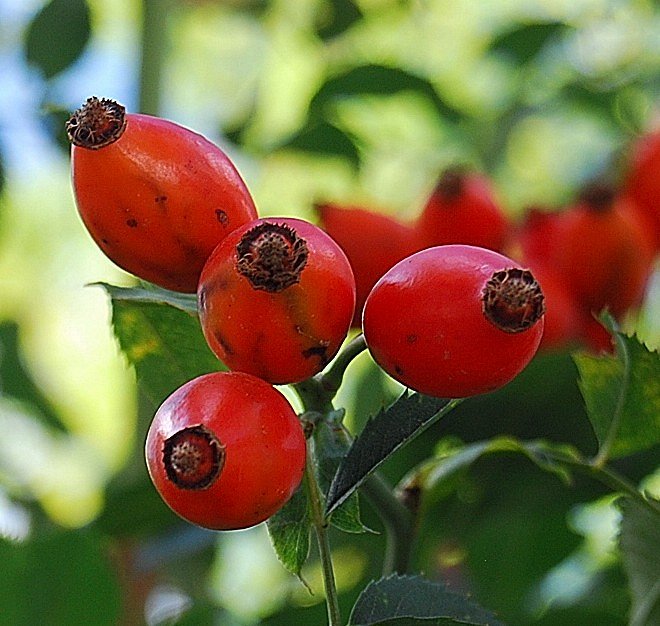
[292,333,418,622]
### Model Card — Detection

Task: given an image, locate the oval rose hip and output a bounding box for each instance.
[362,244,545,398]
[145,371,306,531]
[66,97,257,292]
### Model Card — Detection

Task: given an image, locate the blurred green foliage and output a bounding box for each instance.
[0,0,658,624]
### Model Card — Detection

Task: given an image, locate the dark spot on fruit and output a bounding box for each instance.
[302,344,329,365]
[394,365,404,376]
[155,195,167,204]
[215,209,229,226]
[126,218,138,228]
[162,424,225,490]
[213,330,234,356]
[406,334,417,344]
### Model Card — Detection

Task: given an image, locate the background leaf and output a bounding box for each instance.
[618,496,660,626]
[0,530,120,625]
[0,320,65,431]
[326,393,460,515]
[24,0,91,79]
[489,22,568,64]
[419,437,576,504]
[308,65,462,124]
[102,283,222,408]
[574,334,660,460]
[316,0,363,41]
[348,574,503,625]
[283,121,361,168]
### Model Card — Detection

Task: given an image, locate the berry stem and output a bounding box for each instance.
[292,334,367,411]
[303,442,342,626]
[319,333,368,396]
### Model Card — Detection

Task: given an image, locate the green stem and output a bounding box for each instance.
[361,473,415,574]
[303,444,341,626]
[319,333,368,397]
[139,0,174,115]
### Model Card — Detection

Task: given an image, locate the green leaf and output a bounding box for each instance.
[314,412,369,534]
[266,485,311,578]
[25,0,91,79]
[101,283,222,408]
[0,529,121,625]
[574,333,660,460]
[348,574,504,625]
[325,392,460,516]
[309,64,462,124]
[489,21,568,64]
[618,496,660,626]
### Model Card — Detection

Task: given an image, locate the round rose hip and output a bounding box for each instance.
[198,217,356,384]
[362,244,545,398]
[145,371,306,530]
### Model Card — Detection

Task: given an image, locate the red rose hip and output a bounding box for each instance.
[198,217,356,384]
[66,97,258,292]
[362,244,545,398]
[145,371,306,530]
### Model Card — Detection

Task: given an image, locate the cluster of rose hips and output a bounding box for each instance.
[65,96,656,532]
[319,137,659,355]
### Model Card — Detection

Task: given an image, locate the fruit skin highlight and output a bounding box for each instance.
[198,217,356,385]
[67,96,258,292]
[362,244,545,398]
[145,371,306,531]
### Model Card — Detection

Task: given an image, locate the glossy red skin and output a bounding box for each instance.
[145,372,306,530]
[362,245,544,398]
[71,113,258,292]
[317,204,418,327]
[622,129,660,251]
[414,171,510,252]
[198,217,356,384]
[551,196,654,317]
